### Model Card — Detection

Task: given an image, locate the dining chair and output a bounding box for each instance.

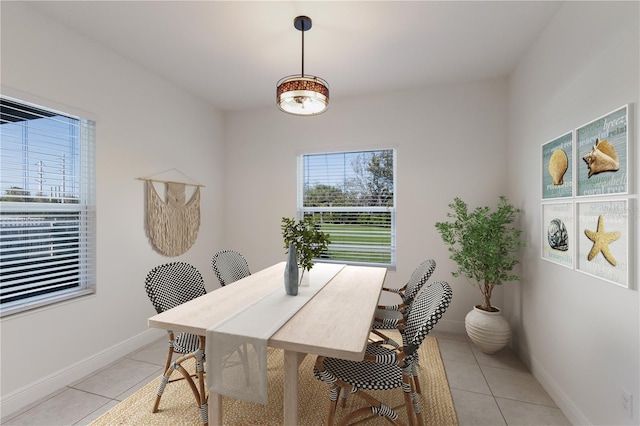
[314,280,453,425]
[144,262,207,423]
[211,249,251,286]
[371,258,436,333]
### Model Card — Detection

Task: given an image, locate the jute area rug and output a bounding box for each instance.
[90,335,458,425]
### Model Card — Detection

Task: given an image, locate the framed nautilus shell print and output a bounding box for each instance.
[541,202,574,268]
[542,132,573,199]
[576,105,629,197]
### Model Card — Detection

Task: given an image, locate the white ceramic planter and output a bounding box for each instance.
[464,306,511,354]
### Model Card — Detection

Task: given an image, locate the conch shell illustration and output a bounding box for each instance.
[548,149,568,185]
[583,139,619,178]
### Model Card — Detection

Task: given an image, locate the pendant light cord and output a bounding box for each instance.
[301,25,305,77]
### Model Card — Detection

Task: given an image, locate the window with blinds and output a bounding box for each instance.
[0,96,96,317]
[299,149,396,267]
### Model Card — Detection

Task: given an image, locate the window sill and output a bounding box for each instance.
[1,288,95,320]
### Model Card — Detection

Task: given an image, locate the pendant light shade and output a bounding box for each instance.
[277,16,329,116]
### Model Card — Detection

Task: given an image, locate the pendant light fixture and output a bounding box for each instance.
[276,16,329,116]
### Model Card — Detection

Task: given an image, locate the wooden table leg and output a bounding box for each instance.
[283,350,307,426]
[209,392,222,426]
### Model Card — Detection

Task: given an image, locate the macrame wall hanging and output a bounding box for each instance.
[137,170,203,257]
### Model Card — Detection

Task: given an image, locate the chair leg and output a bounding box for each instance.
[340,406,405,426]
[158,331,176,386]
[195,337,207,425]
[152,333,176,413]
[412,363,422,394]
[339,387,349,408]
[402,370,426,426]
[401,379,416,426]
[316,356,339,426]
[152,351,203,416]
[412,389,424,426]
[316,355,407,426]
[152,362,174,413]
[336,383,404,426]
[410,352,423,394]
[163,344,174,374]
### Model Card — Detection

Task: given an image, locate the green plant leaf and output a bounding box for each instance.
[281,216,331,271]
[434,196,525,311]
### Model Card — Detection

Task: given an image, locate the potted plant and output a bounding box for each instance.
[281,216,330,294]
[435,196,525,353]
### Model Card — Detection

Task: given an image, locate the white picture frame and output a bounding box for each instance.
[541,202,574,268]
[542,132,573,199]
[576,105,629,197]
[576,199,632,288]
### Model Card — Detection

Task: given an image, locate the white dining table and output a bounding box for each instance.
[148,261,387,425]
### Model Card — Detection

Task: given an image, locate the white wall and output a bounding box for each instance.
[506,2,639,425]
[223,78,510,333]
[6,1,636,424]
[0,2,226,415]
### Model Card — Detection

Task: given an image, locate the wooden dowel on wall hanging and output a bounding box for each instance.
[135,177,205,188]
[136,168,205,187]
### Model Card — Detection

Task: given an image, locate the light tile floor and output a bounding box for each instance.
[2,331,572,425]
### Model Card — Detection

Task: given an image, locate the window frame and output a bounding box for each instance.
[0,95,96,318]
[297,148,397,269]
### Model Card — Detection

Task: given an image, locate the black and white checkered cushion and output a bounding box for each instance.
[211,250,251,286]
[371,309,404,329]
[144,262,206,354]
[314,344,403,391]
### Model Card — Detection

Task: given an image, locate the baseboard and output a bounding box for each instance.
[0,328,165,419]
[519,347,591,425]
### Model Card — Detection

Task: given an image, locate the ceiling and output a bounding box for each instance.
[29,1,563,113]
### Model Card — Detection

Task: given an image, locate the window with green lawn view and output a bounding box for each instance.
[299,149,396,267]
[0,96,96,317]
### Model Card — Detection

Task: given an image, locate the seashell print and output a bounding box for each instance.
[548,149,568,185]
[547,218,568,251]
[582,138,619,178]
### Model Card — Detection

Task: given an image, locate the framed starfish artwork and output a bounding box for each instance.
[576,199,631,288]
[576,105,629,197]
[541,202,574,268]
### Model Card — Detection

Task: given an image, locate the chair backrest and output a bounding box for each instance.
[402,259,436,304]
[144,262,206,314]
[403,280,453,355]
[211,250,251,286]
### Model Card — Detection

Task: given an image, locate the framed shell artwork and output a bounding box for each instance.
[540,104,634,288]
[542,132,573,199]
[576,105,629,197]
[576,199,632,288]
[541,202,574,268]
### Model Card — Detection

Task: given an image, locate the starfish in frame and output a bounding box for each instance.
[584,214,621,266]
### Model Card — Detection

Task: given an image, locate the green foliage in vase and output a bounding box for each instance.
[281,216,331,276]
[435,196,525,312]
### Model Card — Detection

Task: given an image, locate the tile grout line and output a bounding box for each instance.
[469,342,510,426]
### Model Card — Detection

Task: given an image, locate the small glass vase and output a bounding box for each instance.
[298,268,310,287]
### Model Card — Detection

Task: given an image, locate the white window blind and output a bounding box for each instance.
[298,149,396,267]
[0,96,96,317]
